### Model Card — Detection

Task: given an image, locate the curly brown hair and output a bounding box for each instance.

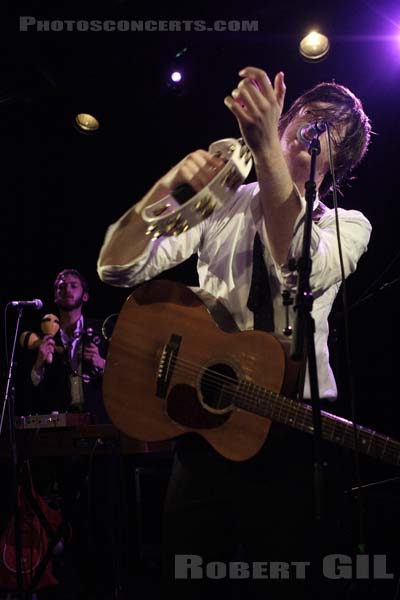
[278,82,372,199]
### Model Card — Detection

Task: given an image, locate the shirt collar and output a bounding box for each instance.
[60,315,84,345]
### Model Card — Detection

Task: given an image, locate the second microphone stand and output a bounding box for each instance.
[1,306,25,598]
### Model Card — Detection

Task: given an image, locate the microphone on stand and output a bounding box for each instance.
[10,299,43,310]
[297,121,327,146]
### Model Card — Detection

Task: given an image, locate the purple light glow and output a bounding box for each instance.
[170,71,182,83]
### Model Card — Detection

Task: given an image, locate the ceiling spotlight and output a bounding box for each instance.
[170,71,183,83]
[299,31,330,61]
[74,113,100,134]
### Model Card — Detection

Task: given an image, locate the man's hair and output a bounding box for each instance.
[54,269,89,294]
[278,82,372,199]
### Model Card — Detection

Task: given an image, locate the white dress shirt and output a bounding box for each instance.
[98,182,371,399]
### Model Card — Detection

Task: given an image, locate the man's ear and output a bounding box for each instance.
[83,292,89,304]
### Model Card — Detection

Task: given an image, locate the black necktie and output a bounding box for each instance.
[247,231,275,332]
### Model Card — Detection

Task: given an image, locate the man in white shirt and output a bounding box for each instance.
[97,67,372,598]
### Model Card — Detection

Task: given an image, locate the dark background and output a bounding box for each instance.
[0,0,400,564]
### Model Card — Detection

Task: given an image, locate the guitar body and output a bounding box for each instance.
[103,280,292,461]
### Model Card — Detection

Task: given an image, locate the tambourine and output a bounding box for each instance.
[142,137,253,239]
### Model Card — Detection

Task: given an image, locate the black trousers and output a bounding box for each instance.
[162,425,355,599]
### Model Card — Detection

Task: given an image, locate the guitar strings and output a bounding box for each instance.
[168,355,311,426]
[166,355,400,463]
[172,356,306,424]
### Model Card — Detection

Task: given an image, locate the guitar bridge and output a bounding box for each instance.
[156,334,182,398]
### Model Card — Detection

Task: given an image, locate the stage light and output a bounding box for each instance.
[74,112,100,133]
[170,71,183,83]
[164,48,190,96]
[299,31,330,61]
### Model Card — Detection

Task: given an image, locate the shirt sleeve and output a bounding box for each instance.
[262,194,372,293]
[97,212,205,288]
[292,199,371,291]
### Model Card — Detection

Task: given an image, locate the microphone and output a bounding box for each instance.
[10,299,43,310]
[297,121,327,146]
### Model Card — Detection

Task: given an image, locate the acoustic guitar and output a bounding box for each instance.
[103,280,400,464]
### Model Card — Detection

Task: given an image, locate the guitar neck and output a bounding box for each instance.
[234,382,400,466]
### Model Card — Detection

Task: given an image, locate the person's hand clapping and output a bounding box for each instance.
[224,67,286,156]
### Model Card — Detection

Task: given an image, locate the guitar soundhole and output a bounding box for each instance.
[200,363,238,413]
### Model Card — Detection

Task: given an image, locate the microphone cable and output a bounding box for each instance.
[326,121,366,554]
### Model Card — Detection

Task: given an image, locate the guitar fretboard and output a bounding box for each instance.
[234,381,400,466]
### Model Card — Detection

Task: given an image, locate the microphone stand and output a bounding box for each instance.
[2,306,25,598]
[290,134,325,577]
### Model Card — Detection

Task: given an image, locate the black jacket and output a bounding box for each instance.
[17,317,110,423]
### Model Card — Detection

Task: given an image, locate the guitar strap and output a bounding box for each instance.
[247,231,275,333]
[248,202,328,332]
[247,230,307,402]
